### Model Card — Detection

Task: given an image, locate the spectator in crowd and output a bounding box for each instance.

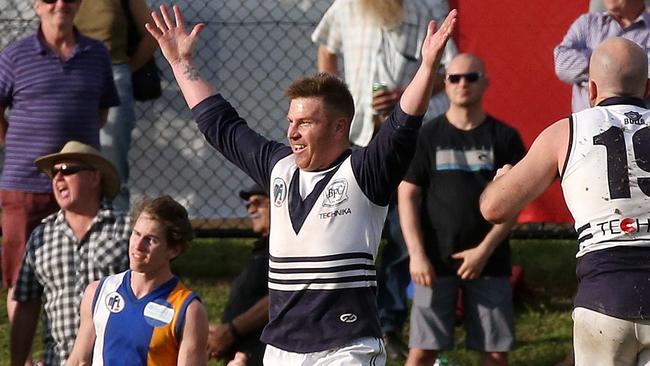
[66,195,208,366]
[311,1,457,358]
[0,0,119,340]
[75,0,158,211]
[399,54,525,366]
[312,0,457,147]
[10,141,131,366]
[481,37,650,366]
[208,185,270,366]
[590,0,650,13]
[146,4,457,365]
[554,0,650,112]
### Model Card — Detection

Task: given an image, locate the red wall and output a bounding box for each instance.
[449,0,588,223]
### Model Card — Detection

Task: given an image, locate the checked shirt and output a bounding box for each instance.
[14,204,131,365]
[312,0,457,147]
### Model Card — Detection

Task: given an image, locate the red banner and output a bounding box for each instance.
[449,0,588,223]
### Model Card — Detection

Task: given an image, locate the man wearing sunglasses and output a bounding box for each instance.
[0,0,119,342]
[398,54,525,366]
[208,185,270,366]
[10,141,131,366]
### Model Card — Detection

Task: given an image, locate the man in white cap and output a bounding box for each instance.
[10,141,131,366]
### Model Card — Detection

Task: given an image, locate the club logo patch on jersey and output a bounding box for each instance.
[273,178,287,207]
[144,300,175,327]
[105,292,125,313]
[623,111,644,125]
[339,313,358,323]
[323,179,348,207]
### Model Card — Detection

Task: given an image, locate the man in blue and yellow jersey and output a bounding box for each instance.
[66,195,208,366]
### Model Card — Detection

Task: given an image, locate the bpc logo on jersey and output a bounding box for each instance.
[105,292,125,313]
[273,178,287,207]
[323,179,348,207]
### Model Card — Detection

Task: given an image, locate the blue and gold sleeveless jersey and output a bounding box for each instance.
[91,270,198,365]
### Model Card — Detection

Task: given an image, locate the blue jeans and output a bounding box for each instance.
[102,63,136,211]
[377,200,410,334]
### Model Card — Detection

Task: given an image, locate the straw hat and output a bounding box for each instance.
[34,141,120,199]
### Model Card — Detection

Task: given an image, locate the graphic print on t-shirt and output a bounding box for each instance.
[435,147,494,172]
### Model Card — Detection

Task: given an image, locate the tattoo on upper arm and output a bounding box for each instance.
[183,63,200,81]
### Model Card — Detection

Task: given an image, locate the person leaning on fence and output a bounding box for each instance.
[66,195,208,366]
[10,141,131,366]
[399,53,525,366]
[0,0,119,346]
[74,0,159,212]
[145,4,456,365]
[208,184,271,365]
[311,1,458,359]
[481,37,650,366]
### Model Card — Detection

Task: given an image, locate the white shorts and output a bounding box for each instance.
[573,307,650,366]
[262,337,385,366]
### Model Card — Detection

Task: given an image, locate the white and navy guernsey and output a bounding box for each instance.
[193,94,422,352]
[561,96,650,320]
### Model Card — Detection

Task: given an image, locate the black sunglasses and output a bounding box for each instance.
[41,0,78,4]
[51,164,95,177]
[245,197,268,210]
[446,72,484,84]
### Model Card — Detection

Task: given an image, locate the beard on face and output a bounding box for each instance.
[359,0,404,28]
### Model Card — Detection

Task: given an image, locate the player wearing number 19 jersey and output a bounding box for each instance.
[563,97,650,319]
[480,38,650,365]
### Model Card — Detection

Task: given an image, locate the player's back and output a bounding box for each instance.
[562,98,650,257]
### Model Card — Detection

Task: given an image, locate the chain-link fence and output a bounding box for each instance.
[0,0,577,238]
[0,0,334,235]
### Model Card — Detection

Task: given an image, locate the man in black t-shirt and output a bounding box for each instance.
[208,185,270,366]
[398,54,525,366]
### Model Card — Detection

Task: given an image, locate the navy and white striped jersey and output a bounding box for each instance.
[193,94,422,352]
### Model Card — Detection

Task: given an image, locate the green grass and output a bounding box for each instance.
[0,238,578,366]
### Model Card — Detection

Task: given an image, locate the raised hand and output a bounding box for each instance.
[421,9,458,70]
[145,5,204,67]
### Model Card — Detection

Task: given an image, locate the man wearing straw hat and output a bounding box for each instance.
[9,141,131,366]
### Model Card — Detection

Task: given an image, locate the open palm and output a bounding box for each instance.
[421,9,458,70]
[145,5,204,66]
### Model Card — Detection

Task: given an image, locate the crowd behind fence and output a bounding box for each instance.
[0,0,575,238]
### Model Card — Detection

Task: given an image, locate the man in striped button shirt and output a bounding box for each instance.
[554,0,650,113]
